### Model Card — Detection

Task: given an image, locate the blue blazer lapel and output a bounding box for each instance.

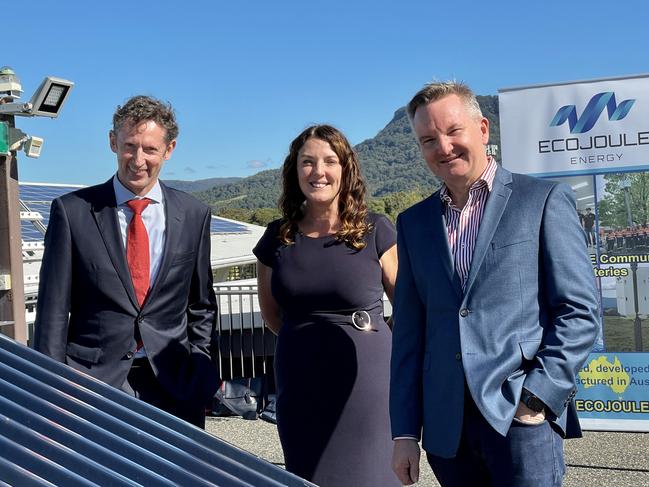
[91,179,139,308]
[464,166,512,296]
[429,194,463,299]
[144,183,184,305]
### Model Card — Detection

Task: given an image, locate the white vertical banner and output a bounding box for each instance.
[499,75,649,177]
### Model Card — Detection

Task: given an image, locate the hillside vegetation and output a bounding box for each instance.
[164,177,242,193]
[194,96,500,224]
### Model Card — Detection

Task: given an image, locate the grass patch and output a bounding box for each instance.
[602,315,649,351]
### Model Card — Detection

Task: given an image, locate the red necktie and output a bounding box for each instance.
[126,198,152,307]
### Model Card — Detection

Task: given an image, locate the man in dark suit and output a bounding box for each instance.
[33,96,218,427]
[390,82,599,486]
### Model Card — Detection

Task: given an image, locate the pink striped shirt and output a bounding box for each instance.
[440,157,497,290]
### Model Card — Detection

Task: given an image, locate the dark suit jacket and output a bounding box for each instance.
[390,166,599,458]
[33,178,219,406]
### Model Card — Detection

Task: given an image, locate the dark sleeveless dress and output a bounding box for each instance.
[253,213,399,486]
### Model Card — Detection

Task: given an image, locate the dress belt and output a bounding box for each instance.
[287,310,381,332]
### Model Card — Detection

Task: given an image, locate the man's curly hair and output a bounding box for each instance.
[112,95,178,143]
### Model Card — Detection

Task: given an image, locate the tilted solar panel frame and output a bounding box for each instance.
[18,182,252,242]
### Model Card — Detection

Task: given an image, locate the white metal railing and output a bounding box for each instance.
[213,284,275,380]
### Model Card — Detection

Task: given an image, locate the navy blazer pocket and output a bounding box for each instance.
[487,239,533,269]
[66,342,102,364]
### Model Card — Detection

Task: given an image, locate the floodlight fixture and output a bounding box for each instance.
[28,76,74,117]
[0,74,74,118]
[0,67,73,158]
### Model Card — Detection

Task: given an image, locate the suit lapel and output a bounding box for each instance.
[464,166,512,297]
[428,195,463,299]
[91,179,139,308]
[144,183,184,306]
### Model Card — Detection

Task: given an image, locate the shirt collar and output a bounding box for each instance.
[113,175,163,206]
[440,156,498,204]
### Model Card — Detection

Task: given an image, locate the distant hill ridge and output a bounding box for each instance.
[163,177,242,193]
[194,95,500,211]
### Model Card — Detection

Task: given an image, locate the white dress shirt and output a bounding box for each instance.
[113,175,166,358]
[113,175,166,285]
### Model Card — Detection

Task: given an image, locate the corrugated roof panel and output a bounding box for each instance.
[0,334,312,486]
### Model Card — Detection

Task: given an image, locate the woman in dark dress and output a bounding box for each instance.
[254,125,399,486]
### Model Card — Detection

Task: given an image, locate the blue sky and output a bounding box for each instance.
[5,0,648,185]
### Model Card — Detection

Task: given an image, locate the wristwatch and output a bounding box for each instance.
[520,388,545,413]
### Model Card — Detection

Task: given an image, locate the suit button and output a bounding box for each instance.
[126,351,134,359]
[137,316,143,323]
[455,353,462,361]
[459,308,469,317]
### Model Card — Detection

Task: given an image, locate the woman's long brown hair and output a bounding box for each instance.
[278,125,370,250]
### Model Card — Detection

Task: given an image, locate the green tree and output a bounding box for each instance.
[216,207,252,222]
[599,173,649,228]
[368,189,432,221]
[368,198,386,215]
[250,208,281,226]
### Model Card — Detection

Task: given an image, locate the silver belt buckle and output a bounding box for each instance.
[351,310,372,331]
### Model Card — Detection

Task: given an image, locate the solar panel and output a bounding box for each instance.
[21,226,44,242]
[19,183,84,243]
[18,183,251,241]
[210,216,251,234]
[19,184,84,201]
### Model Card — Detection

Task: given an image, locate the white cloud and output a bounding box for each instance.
[246,159,267,169]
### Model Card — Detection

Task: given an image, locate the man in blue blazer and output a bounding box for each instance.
[390,82,599,486]
[33,96,218,427]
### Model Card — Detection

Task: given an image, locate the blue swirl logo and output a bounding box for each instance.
[550,92,635,134]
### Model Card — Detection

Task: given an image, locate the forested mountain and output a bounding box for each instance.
[164,177,242,193]
[355,107,437,197]
[196,169,284,210]
[195,95,500,218]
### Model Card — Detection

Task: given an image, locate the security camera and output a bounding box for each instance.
[1,127,44,158]
[24,136,44,158]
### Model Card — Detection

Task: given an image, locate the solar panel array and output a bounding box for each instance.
[210,216,250,234]
[18,183,251,242]
[19,183,84,242]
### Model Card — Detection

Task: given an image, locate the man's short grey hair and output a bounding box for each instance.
[406,80,483,122]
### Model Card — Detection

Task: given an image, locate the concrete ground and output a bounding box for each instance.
[206,416,649,486]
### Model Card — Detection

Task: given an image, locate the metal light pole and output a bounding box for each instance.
[0,67,74,344]
[0,116,26,343]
